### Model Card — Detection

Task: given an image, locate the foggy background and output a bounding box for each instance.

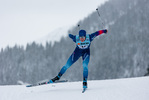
[0,0,107,49]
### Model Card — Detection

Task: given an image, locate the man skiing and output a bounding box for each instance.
[50,29,108,89]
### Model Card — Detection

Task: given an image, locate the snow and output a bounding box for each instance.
[0,77,149,100]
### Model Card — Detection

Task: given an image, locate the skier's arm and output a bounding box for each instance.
[69,34,76,42]
[90,29,108,41]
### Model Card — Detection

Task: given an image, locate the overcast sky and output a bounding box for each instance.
[0,0,107,49]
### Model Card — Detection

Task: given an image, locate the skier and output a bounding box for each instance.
[50,29,108,89]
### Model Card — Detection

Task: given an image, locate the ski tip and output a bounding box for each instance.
[26,85,32,87]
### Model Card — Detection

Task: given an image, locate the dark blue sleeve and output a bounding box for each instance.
[89,31,99,42]
[89,29,107,41]
[69,34,76,42]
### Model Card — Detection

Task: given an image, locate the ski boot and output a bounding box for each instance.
[49,73,62,83]
[83,80,87,89]
[82,80,87,93]
[83,78,88,89]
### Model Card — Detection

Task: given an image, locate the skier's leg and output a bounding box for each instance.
[51,48,81,82]
[82,50,90,88]
[58,48,81,76]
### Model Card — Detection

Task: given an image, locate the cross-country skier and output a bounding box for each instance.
[50,29,108,89]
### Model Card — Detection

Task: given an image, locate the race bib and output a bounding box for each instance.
[76,34,91,49]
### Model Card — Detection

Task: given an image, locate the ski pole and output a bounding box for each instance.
[96,8,105,29]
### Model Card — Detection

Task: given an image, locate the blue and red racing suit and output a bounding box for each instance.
[58,29,107,81]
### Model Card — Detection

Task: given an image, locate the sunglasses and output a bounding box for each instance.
[79,36,85,38]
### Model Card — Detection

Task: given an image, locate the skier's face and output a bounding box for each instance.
[79,36,86,42]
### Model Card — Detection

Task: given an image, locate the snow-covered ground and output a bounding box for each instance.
[0,77,149,100]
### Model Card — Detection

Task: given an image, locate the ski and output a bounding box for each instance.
[82,88,87,93]
[26,80,68,87]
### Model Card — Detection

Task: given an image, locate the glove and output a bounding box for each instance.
[104,29,108,34]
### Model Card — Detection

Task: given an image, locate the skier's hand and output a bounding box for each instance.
[104,29,108,34]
